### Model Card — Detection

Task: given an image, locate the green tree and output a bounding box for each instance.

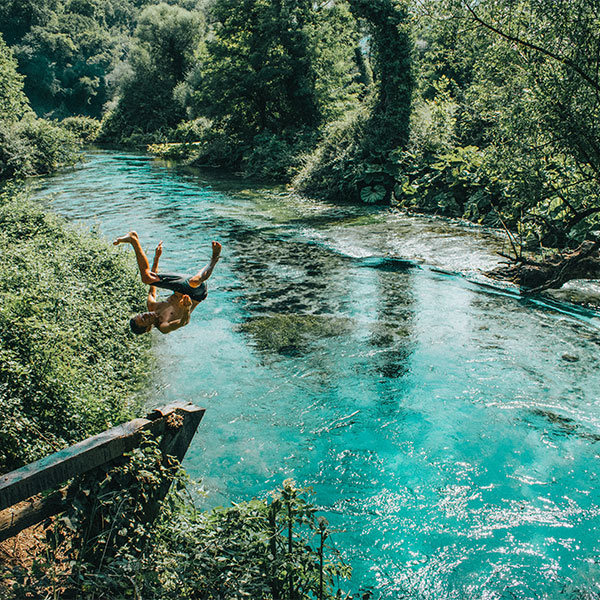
[0,0,59,45]
[196,0,318,137]
[100,2,204,143]
[453,0,600,246]
[15,11,116,118]
[193,0,358,138]
[0,32,78,180]
[0,33,29,121]
[0,0,158,119]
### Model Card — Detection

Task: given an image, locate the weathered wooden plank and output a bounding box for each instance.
[0,418,153,512]
[0,403,205,514]
[0,489,69,542]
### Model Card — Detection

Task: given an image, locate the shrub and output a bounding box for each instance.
[299,111,410,204]
[16,117,80,174]
[0,117,80,180]
[188,125,247,169]
[4,440,351,600]
[0,190,152,473]
[60,116,102,143]
[242,131,315,181]
[171,117,212,143]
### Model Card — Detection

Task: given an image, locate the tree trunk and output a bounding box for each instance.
[486,241,600,293]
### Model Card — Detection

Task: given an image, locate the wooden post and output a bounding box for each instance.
[0,402,205,542]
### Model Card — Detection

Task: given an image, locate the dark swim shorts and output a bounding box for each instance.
[153,273,208,303]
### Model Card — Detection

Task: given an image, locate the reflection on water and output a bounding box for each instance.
[31,150,600,599]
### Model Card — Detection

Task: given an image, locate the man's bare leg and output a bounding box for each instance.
[189,241,222,287]
[113,231,159,284]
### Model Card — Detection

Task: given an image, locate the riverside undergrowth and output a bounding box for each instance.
[0,187,152,473]
[4,437,351,600]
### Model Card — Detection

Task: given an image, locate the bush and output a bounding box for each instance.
[241,132,305,181]
[171,117,212,143]
[293,108,372,202]
[0,120,35,179]
[60,116,102,143]
[0,117,80,180]
[0,190,152,473]
[188,125,247,169]
[395,145,498,222]
[4,440,351,600]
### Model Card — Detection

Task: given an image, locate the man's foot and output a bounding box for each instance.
[188,241,222,287]
[211,240,222,262]
[113,231,138,246]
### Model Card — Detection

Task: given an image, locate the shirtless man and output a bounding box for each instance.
[114,231,221,335]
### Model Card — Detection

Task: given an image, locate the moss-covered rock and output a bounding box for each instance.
[239,312,353,355]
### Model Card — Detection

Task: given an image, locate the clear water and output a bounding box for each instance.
[31,150,600,599]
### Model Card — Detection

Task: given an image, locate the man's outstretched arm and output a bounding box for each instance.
[147,241,162,310]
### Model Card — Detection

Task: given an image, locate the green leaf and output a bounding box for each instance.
[360,185,386,204]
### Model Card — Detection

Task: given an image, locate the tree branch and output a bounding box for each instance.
[463,1,600,93]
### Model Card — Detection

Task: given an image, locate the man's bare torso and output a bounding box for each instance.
[153,293,200,332]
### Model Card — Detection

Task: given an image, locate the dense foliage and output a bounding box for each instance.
[100,2,205,145]
[0,33,80,179]
[2,0,599,251]
[295,0,414,203]
[0,0,141,119]
[402,0,600,248]
[3,439,350,600]
[0,189,152,473]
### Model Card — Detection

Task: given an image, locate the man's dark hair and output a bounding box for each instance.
[130,317,149,335]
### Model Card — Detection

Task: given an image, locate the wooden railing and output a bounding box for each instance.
[0,402,205,543]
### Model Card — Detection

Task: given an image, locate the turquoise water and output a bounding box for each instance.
[33,150,600,599]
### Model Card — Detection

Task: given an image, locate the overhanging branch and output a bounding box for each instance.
[463,1,600,94]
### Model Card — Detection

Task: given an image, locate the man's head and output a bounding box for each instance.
[130,311,158,335]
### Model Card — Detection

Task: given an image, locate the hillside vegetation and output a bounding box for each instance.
[0,190,152,473]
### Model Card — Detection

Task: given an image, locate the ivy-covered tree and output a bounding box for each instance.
[294,0,414,204]
[349,0,413,150]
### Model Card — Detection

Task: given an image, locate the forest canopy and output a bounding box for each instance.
[0,0,599,252]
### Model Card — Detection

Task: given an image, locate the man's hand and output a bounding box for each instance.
[154,240,163,261]
[181,294,192,308]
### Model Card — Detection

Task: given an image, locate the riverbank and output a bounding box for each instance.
[0,189,153,474]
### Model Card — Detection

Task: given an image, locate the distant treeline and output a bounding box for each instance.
[1,0,599,250]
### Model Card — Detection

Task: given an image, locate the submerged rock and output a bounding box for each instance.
[238,313,353,355]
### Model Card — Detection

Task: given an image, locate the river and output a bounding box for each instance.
[31,149,600,599]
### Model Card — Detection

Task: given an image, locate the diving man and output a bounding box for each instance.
[114,231,221,335]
